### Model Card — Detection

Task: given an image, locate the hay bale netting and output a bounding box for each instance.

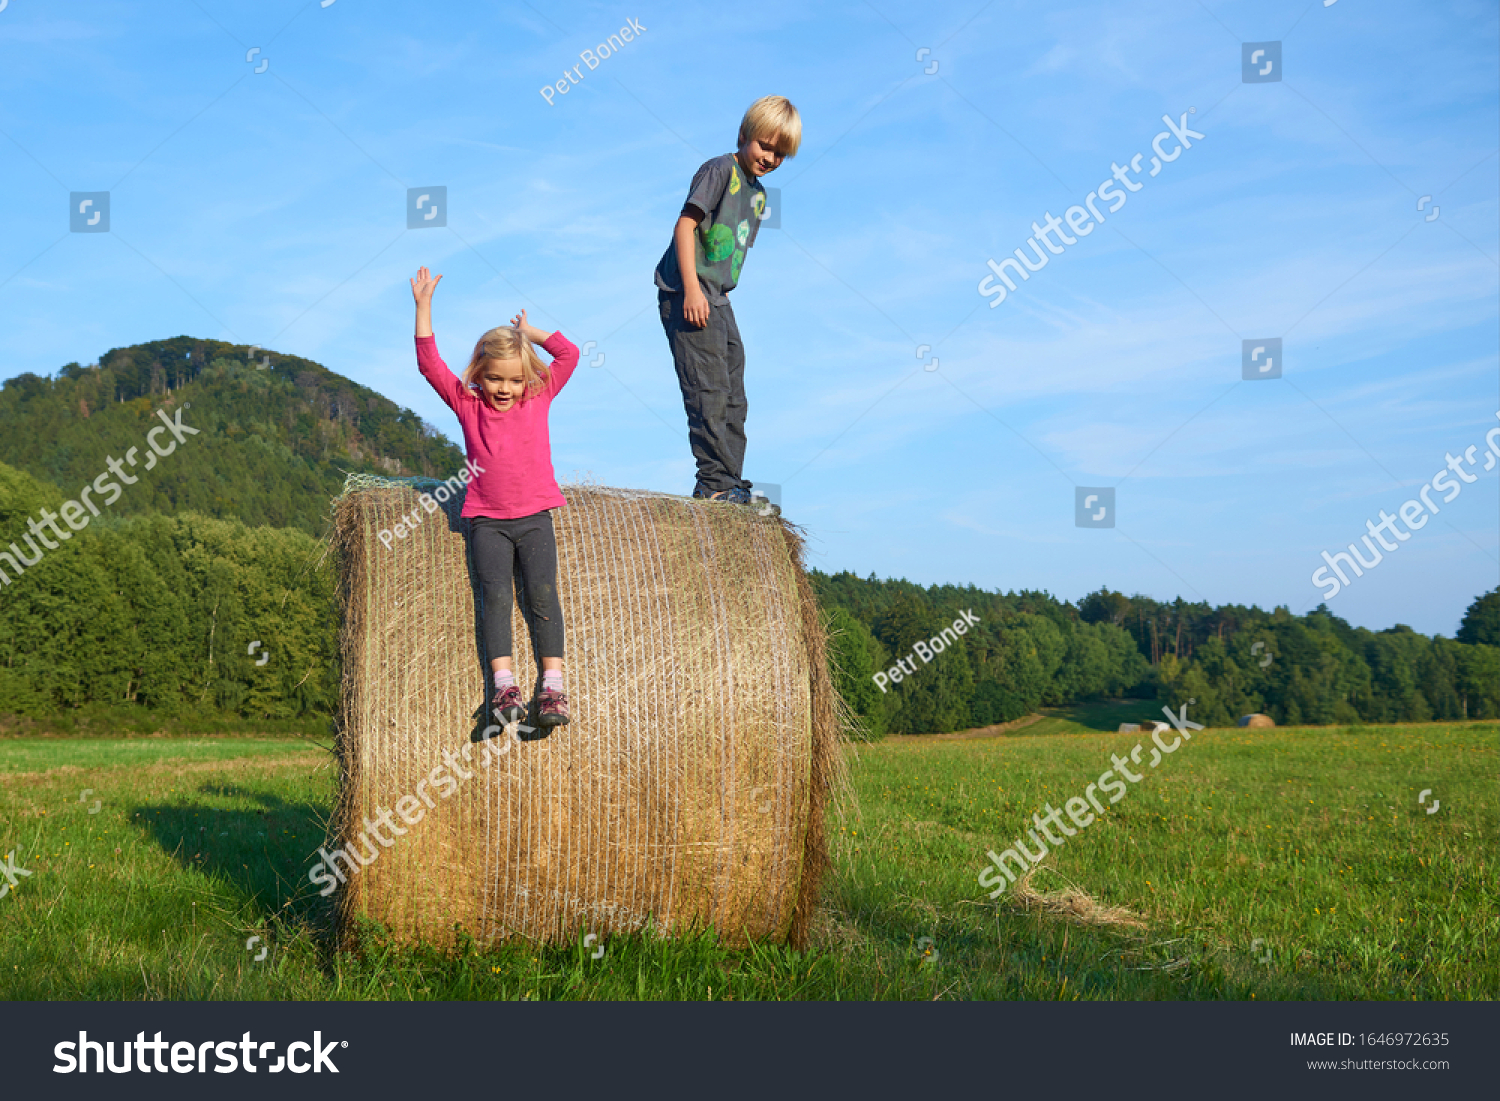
[1238,713,1275,728]
[329,478,839,950]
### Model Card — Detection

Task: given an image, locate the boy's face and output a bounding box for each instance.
[477,358,527,410]
[737,135,786,177]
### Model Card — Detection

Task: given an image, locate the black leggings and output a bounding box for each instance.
[468,511,564,661]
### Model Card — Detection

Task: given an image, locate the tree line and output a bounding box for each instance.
[1074,586,1500,726]
[816,573,1500,737]
[2,337,1495,734]
[3,462,1495,731]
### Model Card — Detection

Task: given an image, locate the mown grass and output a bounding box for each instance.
[0,718,1494,1000]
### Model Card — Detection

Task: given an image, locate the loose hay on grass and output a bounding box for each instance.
[1009,866,1147,929]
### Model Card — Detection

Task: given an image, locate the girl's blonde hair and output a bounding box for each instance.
[739,95,801,157]
[462,326,550,400]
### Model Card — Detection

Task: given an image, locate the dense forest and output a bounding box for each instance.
[0,461,336,726]
[1,338,1496,735]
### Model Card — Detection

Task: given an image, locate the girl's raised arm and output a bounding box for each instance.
[412,266,442,337]
[411,267,466,413]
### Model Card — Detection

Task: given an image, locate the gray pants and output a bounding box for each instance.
[659,291,748,495]
[468,512,564,661]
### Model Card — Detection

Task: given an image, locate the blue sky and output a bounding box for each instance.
[2,0,1496,636]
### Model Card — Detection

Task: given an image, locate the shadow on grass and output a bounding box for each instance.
[131,781,337,958]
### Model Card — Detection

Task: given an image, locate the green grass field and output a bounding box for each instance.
[1,713,1495,1000]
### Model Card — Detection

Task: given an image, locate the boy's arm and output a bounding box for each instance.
[669,156,733,330]
[674,210,709,328]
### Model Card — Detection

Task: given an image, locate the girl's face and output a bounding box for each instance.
[477,357,527,410]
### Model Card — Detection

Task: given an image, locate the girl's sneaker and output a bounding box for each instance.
[492,684,526,725]
[536,687,570,728]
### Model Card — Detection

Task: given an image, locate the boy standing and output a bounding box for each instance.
[655,95,801,504]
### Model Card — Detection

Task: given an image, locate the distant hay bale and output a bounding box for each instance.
[328,477,840,950]
[1238,713,1275,728]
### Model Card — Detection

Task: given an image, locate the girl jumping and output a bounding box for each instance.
[410,266,579,731]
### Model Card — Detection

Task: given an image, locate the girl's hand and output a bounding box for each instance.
[411,266,443,303]
[413,267,441,338]
[510,309,552,345]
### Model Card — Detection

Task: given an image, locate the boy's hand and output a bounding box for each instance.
[683,288,710,329]
[411,266,442,303]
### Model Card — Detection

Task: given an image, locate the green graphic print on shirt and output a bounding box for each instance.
[705,222,735,262]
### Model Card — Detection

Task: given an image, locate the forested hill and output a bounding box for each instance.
[0,337,464,536]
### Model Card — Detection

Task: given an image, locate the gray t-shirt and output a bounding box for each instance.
[654,154,766,305]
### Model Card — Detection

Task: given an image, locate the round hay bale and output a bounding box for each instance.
[328,478,839,949]
[1238,713,1275,728]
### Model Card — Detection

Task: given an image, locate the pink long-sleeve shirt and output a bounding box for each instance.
[415,331,579,519]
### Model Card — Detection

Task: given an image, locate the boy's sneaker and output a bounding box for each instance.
[693,483,752,505]
[492,684,526,725]
[536,687,570,728]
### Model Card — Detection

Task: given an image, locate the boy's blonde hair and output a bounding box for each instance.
[739,95,801,157]
[463,326,550,400]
